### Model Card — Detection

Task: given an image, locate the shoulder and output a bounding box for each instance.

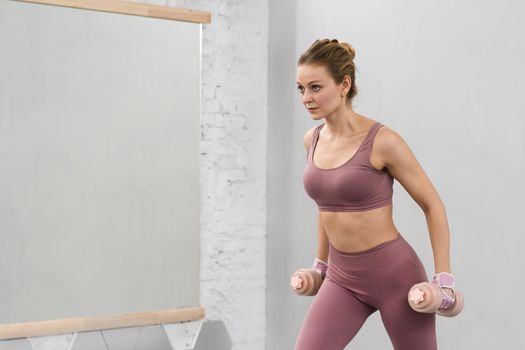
[303,125,319,151]
[374,123,441,211]
[375,124,402,147]
[374,124,415,168]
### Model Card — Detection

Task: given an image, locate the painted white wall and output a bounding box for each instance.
[268,0,525,349]
[267,1,298,349]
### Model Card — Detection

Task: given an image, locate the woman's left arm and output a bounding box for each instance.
[375,127,451,275]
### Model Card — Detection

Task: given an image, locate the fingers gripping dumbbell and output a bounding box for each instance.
[407,272,464,317]
[290,258,327,296]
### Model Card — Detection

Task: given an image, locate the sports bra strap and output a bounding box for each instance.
[307,124,324,161]
[360,122,383,151]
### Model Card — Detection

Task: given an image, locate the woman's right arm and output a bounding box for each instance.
[304,127,329,263]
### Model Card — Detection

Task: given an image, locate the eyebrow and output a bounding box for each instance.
[296,80,322,85]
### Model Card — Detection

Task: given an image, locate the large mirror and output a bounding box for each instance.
[0,0,201,324]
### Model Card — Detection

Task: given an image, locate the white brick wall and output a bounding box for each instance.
[164,1,269,349]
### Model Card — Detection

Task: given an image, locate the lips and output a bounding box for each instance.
[307,107,318,112]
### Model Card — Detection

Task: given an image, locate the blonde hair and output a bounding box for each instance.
[298,39,358,103]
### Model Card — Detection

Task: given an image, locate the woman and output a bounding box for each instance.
[293,39,457,349]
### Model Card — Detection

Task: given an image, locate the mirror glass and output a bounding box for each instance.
[0,0,201,324]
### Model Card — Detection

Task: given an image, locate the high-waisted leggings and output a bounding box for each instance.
[294,232,437,350]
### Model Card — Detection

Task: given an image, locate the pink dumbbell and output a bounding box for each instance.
[290,258,327,296]
[407,272,464,317]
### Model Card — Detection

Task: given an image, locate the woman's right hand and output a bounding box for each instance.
[290,268,324,296]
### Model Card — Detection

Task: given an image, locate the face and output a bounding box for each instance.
[296,64,349,119]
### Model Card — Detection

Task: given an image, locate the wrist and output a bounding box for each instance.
[432,272,455,287]
[312,258,327,280]
[432,272,456,309]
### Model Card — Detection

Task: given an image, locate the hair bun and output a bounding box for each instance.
[339,42,356,59]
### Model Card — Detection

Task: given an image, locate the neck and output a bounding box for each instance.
[322,103,364,140]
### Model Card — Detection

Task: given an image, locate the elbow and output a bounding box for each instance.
[421,198,444,214]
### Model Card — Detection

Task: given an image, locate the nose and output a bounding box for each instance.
[302,89,313,104]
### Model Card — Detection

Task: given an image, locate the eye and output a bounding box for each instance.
[297,86,305,93]
[312,85,321,92]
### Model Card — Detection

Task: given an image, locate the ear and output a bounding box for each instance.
[341,75,352,97]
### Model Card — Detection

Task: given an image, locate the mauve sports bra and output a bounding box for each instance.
[303,121,394,212]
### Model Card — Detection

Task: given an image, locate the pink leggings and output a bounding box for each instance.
[294,232,437,350]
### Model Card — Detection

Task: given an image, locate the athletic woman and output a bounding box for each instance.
[292,39,458,350]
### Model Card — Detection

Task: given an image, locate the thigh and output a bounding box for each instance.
[294,277,377,350]
[380,298,436,350]
[379,257,437,350]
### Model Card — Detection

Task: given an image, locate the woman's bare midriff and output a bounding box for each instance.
[320,204,399,253]
[311,116,399,253]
